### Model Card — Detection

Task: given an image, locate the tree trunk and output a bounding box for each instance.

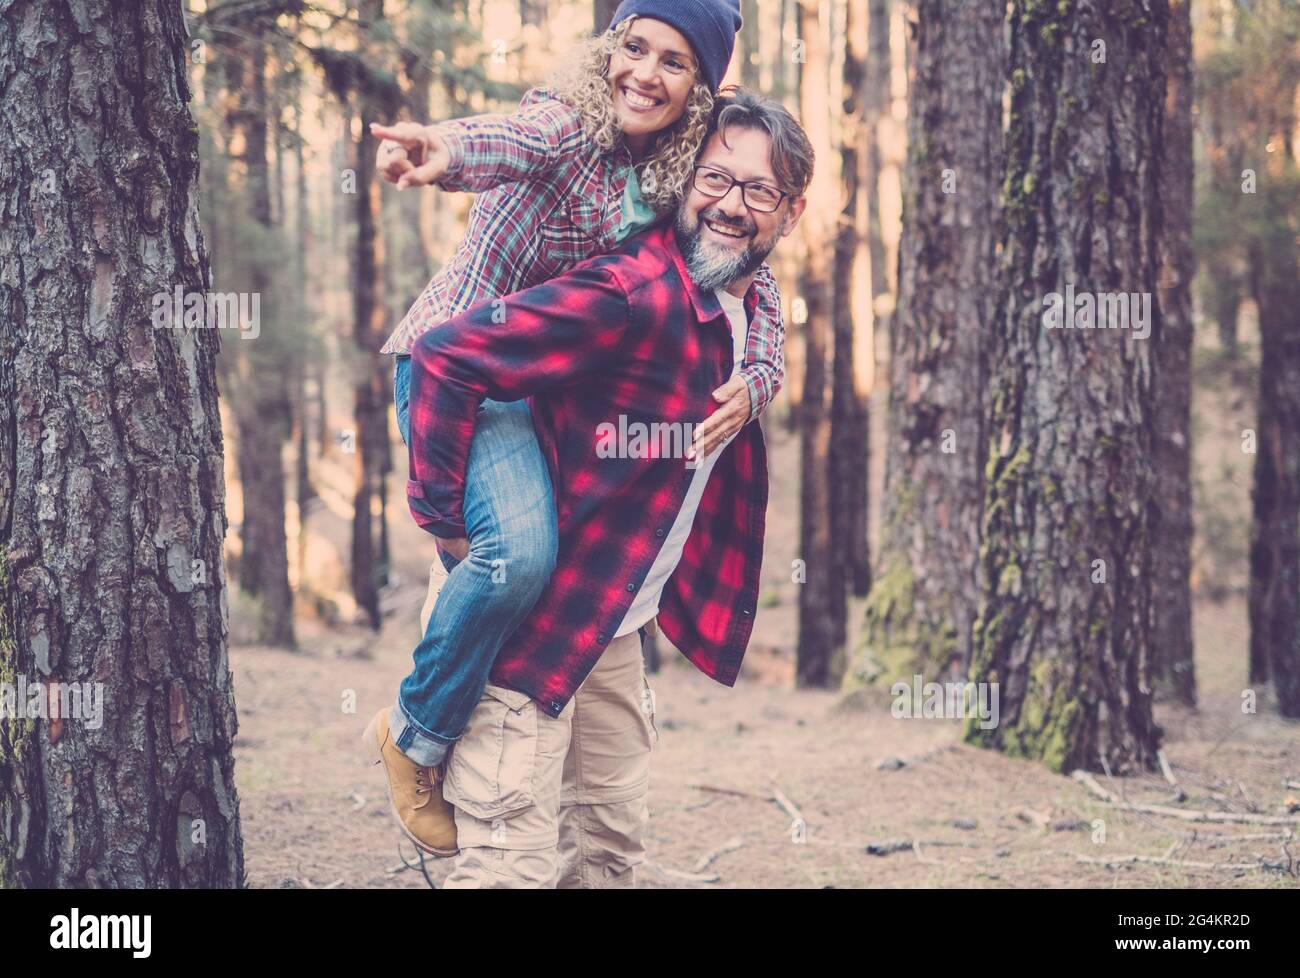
[1245,55,1300,716]
[795,0,840,687]
[829,0,870,650]
[594,0,619,34]
[854,0,1002,688]
[293,90,316,521]
[1151,0,1196,705]
[521,0,546,27]
[222,25,295,648]
[853,0,891,599]
[0,0,244,886]
[348,114,384,628]
[740,0,761,89]
[1248,230,1300,715]
[345,3,395,629]
[970,0,1167,774]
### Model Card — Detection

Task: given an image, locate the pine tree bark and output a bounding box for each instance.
[0,0,244,886]
[795,0,840,686]
[970,0,1167,773]
[1151,0,1195,705]
[855,0,1002,687]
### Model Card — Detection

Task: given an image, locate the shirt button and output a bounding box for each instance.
[626,583,636,592]
[655,528,666,538]
[597,633,608,644]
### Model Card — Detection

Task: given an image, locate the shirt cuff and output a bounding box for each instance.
[431,123,467,188]
[406,479,467,539]
[741,371,763,425]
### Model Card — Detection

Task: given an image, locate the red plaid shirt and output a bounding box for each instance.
[407,222,769,717]
[381,87,785,423]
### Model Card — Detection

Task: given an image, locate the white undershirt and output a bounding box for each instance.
[614,288,749,638]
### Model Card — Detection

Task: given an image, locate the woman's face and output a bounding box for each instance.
[607,18,699,151]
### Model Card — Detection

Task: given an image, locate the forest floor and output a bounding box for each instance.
[229,345,1299,889]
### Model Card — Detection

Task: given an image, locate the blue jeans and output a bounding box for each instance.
[390,354,558,766]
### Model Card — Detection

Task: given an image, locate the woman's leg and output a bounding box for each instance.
[389,397,558,765]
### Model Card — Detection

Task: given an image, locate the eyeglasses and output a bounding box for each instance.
[691,165,791,213]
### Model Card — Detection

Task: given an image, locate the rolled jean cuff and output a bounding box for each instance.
[390,694,454,767]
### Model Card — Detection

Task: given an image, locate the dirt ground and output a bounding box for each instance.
[231,351,1299,889]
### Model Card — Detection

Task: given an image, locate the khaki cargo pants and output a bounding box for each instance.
[419,559,660,888]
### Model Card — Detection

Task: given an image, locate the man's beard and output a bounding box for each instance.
[673,206,779,293]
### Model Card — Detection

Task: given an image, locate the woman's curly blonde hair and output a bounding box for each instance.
[547,17,714,214]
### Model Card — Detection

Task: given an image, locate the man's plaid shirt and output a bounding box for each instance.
[407,222,769,717]
[380,87,785,422]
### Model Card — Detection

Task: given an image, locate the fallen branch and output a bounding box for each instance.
[396,842,437,889]
[643,861,720,884]
[1072,770,1300,826]
[1157,750,1177,787]
[692,836,746,874]
[1198,831,1295,844]
[866,839,913,856]
[770,785,805,829]
[1077,853,1288,874]
[686,782,770,801]
[1014,807,1052,831]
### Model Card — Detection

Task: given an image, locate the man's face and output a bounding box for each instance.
[674,126,807,292]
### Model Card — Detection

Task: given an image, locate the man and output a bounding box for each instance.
[402,87,812,887]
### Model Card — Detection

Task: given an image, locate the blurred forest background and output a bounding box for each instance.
[2,0,1298,887]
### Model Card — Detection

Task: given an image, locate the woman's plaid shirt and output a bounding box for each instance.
[380,87,785,422]
[406,222,769,717]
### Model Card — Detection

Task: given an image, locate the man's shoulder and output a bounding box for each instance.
[581,222,685,300]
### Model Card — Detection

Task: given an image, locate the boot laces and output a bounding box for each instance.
[412,761,443,809]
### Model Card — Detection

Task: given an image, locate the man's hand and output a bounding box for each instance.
[437,536,470,563]
[370,121,450,189]
[687,376,751,461]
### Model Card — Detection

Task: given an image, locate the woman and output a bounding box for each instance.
[363,0,786,856]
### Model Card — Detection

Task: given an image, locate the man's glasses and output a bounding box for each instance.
[691,165,790,213]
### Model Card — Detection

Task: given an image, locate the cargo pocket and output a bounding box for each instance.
[443,684,538,821]
[639,675,660,748]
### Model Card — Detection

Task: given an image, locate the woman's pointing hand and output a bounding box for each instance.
[371,121,451,189]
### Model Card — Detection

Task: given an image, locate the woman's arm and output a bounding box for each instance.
[741,262,786,422]
[373,88,588,194]
[689,263,786,459]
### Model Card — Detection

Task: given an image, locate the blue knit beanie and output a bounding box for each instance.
[610,0,743,94]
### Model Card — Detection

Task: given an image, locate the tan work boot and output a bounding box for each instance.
[362,707,459,857]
